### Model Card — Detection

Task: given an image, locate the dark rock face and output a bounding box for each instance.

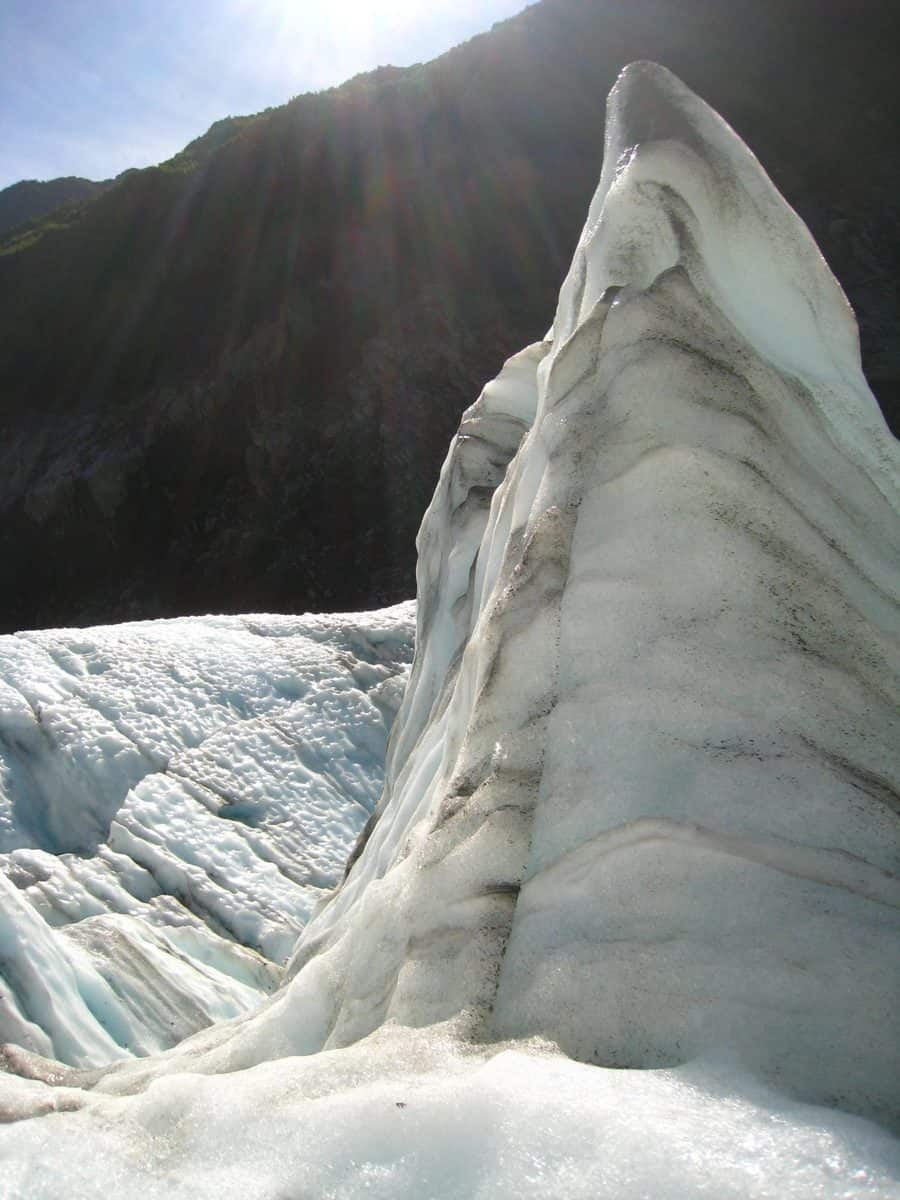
[0,0,897,633]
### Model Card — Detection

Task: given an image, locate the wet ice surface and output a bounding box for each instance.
[2,1025,899,1200]
[0,604,415,1064]
[0,61,898,1199]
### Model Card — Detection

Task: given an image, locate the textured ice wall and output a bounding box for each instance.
[171,60,899,1125]
[0,605,415,1065]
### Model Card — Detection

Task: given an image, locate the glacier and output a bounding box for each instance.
[0,61,898,1199]
[0,605,416,1065]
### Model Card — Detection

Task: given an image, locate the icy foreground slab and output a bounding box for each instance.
[0,60,898,1198]
[2,1027,899,1200]
[0,604,415,1064]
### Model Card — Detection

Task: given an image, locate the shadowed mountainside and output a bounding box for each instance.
[0,0,898,632]
[0,177,112,238]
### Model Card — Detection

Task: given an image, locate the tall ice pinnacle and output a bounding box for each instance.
[95,62,900,1127]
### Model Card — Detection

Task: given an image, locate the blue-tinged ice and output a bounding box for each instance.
[0,604,415,1062]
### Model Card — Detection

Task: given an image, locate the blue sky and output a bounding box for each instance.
[0,0,530,190]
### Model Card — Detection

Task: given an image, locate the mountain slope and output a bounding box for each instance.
[0,177,111,238]
[0,0,898,633]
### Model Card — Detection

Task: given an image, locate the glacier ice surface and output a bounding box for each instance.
[0,60,898,1199]
[0,604,415,1064]
[2,1026,899,1200]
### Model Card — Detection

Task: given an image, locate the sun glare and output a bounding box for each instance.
[251,0,422,41]
[229,0,438,97]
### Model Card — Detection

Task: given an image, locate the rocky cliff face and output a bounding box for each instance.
[0,0,897,633]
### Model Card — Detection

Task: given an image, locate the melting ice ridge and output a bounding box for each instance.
[0,62,898,1199]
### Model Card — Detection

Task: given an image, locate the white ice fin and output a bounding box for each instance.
[274,60,899,1124]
